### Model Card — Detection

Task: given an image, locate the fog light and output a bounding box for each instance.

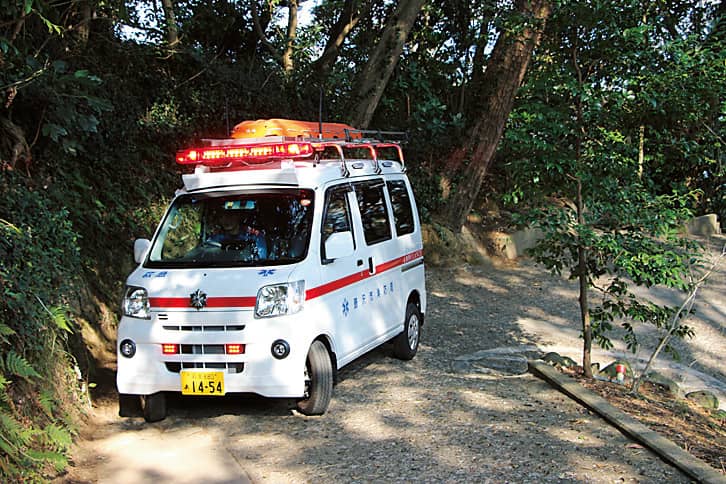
[271,340,290,359]
[120,339,136,358]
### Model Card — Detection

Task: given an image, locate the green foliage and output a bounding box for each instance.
[0,0,723,476]
[2,351,41,381]
[500,1,719,365]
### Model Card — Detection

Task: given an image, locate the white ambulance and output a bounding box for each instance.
[117,119,426,421]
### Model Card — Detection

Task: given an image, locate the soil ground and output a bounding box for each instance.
[56,235,725,483]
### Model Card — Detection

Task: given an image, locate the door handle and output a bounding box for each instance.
[368,257,374,274]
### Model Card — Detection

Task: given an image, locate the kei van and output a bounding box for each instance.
[116,119,426,421]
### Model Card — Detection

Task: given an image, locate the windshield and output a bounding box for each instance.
[146,189,315,268]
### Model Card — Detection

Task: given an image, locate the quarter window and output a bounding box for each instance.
[387,180,415,236]
[354,180,392,245]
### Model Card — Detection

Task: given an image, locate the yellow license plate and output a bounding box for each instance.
[180,370,225,396]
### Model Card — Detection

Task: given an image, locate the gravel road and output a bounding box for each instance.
[60,237,726,483]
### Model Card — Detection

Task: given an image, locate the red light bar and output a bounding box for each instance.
[176,142,314,165]
[225,343,245,355]
[162,343,179,355]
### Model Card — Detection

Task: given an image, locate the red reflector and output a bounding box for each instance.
[176,142,314,165]
[225,344,245,355]
[162,343,178,355]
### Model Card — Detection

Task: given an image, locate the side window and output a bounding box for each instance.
[387,180,415,236]
[354,180,392,245]
[321,186,353,258]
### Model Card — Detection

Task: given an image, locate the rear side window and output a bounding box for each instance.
[387,180,415,236]
[353,180,392,245]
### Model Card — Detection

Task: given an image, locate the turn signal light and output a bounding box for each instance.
[162,343,179,355]
[225,344,245,355]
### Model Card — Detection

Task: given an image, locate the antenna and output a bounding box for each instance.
[318,86,323,139]
[225,97,230,136]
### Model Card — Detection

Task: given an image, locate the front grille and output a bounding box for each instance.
[179,344,225,355]
[163,324,245,332]
[165,362,244,374]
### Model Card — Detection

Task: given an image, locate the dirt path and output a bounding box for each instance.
[58,236,725,483]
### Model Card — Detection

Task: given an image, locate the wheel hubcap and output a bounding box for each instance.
[407,314,419,349]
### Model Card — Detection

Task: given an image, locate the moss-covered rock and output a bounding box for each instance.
[685,390,719,410]
[643,372,682,397]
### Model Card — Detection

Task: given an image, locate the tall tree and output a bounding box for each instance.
[443,0,551,231]
[311,0,374,82]
[161,0,180,47]
[252,0,299,74]
[348,0,426,128]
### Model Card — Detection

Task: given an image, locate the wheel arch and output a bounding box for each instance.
[406,290,424,325]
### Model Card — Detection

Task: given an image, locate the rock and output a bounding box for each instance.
[489,227,544,259]
[643,372,682,397]
[542,352,565,367]
[684,214,721,236]
[560,356,578,368]
[685,390,719,410]
[598,360,634,379]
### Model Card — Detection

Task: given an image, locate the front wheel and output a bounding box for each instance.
[296,341,333,416]
[393,302,421,360]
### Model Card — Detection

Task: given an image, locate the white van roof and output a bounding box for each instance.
[175,120,407,192]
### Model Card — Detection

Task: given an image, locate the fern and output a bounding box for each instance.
[38,390,55,417]
[0,322,15,344]
[0,373,9,394]
[49,305,73,333]
[34,298,74,334]
[3,351,41,381]
[41,423,72,451]
[0,412,33,447]
[26,449,68,472]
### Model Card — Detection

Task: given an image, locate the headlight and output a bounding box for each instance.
[122,286,150,319]
[255,281,304,318]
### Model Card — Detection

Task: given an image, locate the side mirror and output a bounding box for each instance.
[324,231,354,261]
[133,239,151,264]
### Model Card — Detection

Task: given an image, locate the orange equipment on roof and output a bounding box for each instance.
[231,119,360,140]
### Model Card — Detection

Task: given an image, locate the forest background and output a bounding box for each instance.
[0,0,723,479]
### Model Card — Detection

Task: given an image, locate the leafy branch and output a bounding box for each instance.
[631,243,726,395]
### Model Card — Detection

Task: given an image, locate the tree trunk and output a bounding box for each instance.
[575,176,593,378]
[251,0,299,74]
[161,0,180,47]
[348,0,425,129]
[443,0,551,230]
[75,0,92,45]
[312,0,373,82]
[281,0,299,74]
[0,115,31,172]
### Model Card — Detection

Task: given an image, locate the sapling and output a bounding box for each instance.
[630,243,725,395]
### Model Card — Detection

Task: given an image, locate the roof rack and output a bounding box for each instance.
[177,119,408,176]
[343,128,408,144]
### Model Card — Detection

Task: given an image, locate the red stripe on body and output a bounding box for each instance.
[149,296,256,308]
[149,249,423,308]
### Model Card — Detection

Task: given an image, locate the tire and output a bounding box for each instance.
[393,302,421,360]
[118,393,141,417]
[141,392,167,422]
[296,341,333,416]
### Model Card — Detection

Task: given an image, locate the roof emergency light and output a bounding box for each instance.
[176,142,314,166]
